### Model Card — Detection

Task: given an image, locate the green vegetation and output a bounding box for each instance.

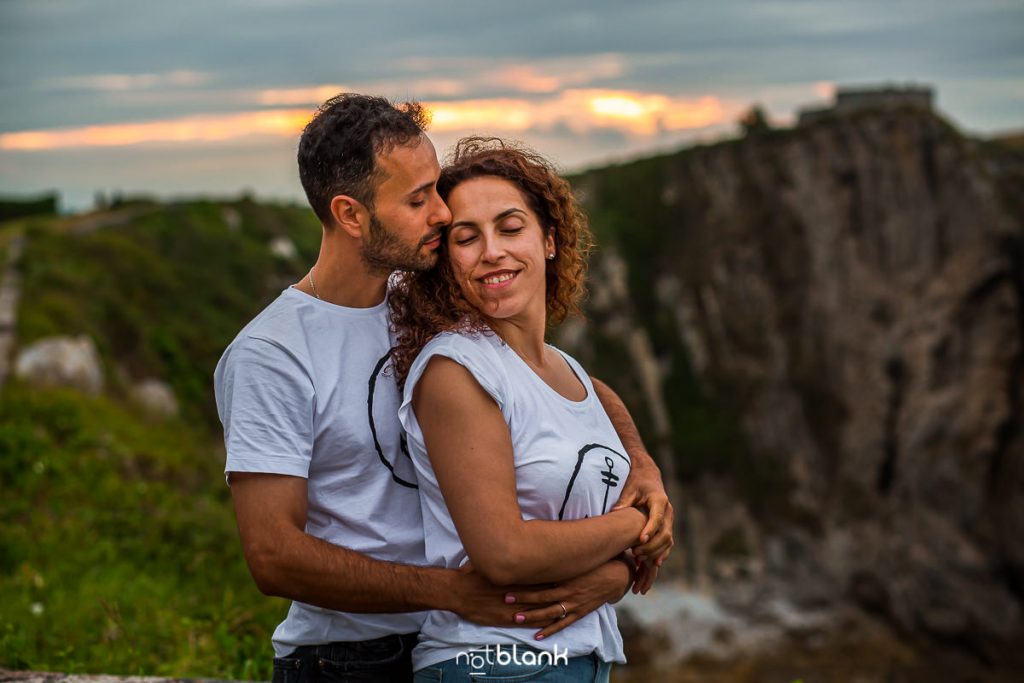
[1,198,320,677]
[0,193,58,222]
[16,199,320,427]
[0,385,286,678]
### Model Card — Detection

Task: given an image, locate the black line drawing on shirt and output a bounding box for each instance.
[368,349,418,489]
[558,443,630,520]
[600,455,621,514]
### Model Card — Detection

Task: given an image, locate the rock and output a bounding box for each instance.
[14,335,103,395]
[130,379,179,419]
[221,207,241,232]
[571,105,1024,654]
[268,236,297,260]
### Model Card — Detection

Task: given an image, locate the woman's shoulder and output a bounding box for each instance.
[422,325,502,354]
[405,327,512,411]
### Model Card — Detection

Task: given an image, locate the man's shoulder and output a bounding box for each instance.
[216,290,313,378]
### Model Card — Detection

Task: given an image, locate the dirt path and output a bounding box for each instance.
[0,234,24,389]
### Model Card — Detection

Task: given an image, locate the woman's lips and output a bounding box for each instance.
[478,270,519,289]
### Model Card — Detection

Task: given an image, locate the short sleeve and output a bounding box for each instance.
[214,337,315,482]
[398,332,510,436]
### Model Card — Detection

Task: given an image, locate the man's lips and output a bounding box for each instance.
[421,233,442,248]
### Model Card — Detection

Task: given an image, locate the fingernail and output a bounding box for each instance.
[535,634,545,641]
[515,613,525,624]
[641,534,650,543]
[505,594,516,604]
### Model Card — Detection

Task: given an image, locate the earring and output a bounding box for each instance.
[547,252,555,260]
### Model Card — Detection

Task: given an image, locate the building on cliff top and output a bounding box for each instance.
[798,84,934,126]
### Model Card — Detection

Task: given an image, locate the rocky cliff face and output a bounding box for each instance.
[565,106,1024,653]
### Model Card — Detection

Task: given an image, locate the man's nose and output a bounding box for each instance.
[430,193,452,227]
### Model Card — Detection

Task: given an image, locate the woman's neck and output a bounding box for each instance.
[488,313,548,368]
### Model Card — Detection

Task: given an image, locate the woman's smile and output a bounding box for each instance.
[478,269,520,287]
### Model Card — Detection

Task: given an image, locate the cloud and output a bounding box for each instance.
[41,70,212,92]
[0,87,734,152]
[257,79,468,105]
[427,89,734,136]
[0,109,311,150]
[250,54,630,106]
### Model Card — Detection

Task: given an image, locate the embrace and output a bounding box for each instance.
[214,94,675,683]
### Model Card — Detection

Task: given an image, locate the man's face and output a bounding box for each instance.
[361,134,451,274]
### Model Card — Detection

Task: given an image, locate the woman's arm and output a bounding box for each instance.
[413,356,647,586]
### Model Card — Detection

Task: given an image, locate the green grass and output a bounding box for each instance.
[0,385,286,678]
[2,199,320,677]
[16,199,320,428]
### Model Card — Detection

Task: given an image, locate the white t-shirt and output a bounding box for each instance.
[398,329,630,671]
[214,287,427,657]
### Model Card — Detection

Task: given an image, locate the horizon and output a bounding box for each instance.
[4,88,1021,217]
[2,0,1022,212]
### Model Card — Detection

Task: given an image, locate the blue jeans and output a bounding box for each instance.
[413,646,611,682]
[272,633,418,683]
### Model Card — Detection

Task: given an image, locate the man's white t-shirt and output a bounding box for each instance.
[214,287,427,657]
[398,329,630,671]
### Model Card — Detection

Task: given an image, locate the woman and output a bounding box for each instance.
[391,138,671,682]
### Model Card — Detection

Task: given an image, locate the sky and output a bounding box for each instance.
[1,0,1022,212]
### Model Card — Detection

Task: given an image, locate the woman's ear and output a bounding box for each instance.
[329,194,369,240]
[544,229,556,260]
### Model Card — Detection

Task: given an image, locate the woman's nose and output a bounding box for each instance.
[480,232,505,262]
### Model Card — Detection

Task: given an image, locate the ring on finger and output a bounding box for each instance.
[558,602,567,619]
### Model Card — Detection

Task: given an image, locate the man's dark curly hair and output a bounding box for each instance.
[297,93,429,225]
[389,137,593,387]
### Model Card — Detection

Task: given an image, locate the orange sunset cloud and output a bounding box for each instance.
[0,89,732,152]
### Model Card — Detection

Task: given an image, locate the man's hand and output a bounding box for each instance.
[632,557,659,595]
[590,377,675,570]
[613,459,674,567]
[503,557,634,640]
[448,562,557,626]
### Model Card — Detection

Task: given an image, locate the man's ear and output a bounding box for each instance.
[329,194,368,239]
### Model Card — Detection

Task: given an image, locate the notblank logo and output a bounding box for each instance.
[455,643,570,677]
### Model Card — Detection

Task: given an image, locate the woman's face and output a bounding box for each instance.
[446,176,555,323]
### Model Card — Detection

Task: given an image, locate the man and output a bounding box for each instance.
[214,94,673,682]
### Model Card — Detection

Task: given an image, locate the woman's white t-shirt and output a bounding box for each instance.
[398,328,631,671]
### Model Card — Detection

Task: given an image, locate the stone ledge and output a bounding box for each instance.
[0,671,247,683]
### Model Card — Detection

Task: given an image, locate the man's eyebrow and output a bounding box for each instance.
[405,181,435,198]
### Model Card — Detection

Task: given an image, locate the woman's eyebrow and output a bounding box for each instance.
[451,206,525,230]
[493,207,526,221]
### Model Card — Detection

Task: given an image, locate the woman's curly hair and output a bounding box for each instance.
[389,136,593,387]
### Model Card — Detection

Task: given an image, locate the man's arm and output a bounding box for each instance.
[230,471,527,622]
[591,377,675,568]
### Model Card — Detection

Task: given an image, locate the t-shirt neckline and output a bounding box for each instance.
[285,285,389,317]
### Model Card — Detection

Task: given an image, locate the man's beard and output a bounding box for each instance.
[361,213,439,275]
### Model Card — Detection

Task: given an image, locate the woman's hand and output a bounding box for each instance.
[504,556,634,640]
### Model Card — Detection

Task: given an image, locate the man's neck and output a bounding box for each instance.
[295,234,389,308]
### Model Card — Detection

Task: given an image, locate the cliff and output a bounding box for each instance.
[564,105,1024,655]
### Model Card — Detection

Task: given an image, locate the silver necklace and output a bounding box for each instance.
[308,267,320,299]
